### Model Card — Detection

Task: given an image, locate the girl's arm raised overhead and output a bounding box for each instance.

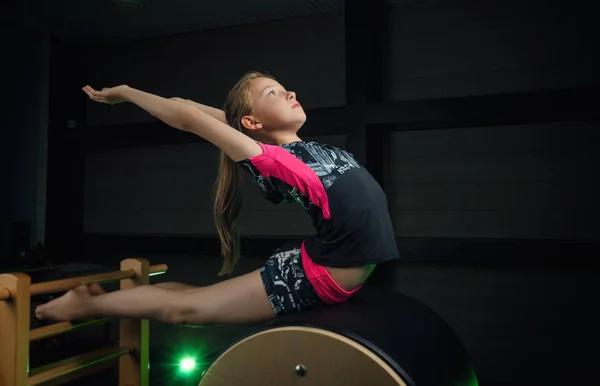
[169,97,227,124]
[83,85,261,162]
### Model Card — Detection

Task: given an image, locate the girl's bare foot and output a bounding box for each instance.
[35,284,95,322]
[88,282,107,295]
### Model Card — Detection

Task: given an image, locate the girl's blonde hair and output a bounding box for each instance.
[214,71,275,275]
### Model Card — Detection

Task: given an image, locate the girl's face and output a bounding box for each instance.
[241,77,306,134]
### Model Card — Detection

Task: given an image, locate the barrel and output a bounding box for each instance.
[198,287,478,386]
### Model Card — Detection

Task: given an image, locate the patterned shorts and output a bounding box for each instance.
[260,241,325,316]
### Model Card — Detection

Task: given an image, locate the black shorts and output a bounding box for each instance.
[260,241,324,316]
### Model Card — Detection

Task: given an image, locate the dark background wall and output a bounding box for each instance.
[2,0,599,385]
[1,12,50,262]
[82,5,599,241]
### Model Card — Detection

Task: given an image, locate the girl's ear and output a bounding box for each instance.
[241,115,263,131]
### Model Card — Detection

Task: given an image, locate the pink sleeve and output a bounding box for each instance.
[245,142,331,219]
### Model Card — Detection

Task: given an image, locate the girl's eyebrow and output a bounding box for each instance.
[260,85,284,94]
[260,85,275,94]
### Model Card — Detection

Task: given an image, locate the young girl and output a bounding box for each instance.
[35,71,400,325]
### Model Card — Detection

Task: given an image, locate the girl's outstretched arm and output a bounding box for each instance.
[83,85,261,162]
[169,97,226,124]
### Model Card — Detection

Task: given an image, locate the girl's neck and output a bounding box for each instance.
[277,135,302,145]
[264,132,302,145]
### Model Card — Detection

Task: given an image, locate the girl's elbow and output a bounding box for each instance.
[177,106,198,133]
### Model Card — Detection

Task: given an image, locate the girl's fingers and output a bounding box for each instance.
[83,85,98,95]
[83,85,112,104]
[82,86,99,98]
[89,95,106,103]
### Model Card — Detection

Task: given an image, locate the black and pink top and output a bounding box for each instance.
[237,141,400,268]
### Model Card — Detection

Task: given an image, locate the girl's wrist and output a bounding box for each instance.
[118,85,134,102]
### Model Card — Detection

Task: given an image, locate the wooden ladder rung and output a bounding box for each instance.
[30,264,168,296]
[28,345,130,386]
[0,287,9,301]
[30,318,111,342]
[0,258,165,386]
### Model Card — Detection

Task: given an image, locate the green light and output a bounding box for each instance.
[179,358,196,372]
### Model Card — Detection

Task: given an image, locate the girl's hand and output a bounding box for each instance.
[82,84,129,105]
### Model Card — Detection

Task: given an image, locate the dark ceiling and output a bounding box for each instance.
[13,0,345,42]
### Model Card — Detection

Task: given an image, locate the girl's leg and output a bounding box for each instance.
[173,269,276,325]
[154,282,197,290]
[35,269,277,326]
[88,281,196,294]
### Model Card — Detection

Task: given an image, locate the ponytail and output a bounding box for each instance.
[215,70,274,275]
[213,150,243,276]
